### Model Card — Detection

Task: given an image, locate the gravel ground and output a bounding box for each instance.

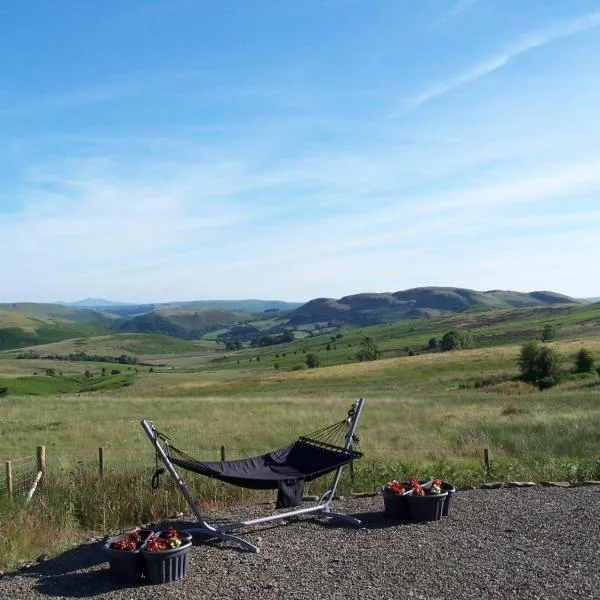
[2,486,599,600]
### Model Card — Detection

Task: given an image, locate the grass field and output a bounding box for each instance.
[1,309,599,571]
[2,340,599,471]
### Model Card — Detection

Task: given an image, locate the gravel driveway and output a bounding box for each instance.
[2,486,599,600]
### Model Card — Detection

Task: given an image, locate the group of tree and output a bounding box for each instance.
[518,340,597,389]
[439,330,474,352]
[355,337,382,361]
[16,350,138,364]
[250,331,295,348]
[222,330,295,351]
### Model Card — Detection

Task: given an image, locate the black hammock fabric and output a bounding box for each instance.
[165,437,362,491]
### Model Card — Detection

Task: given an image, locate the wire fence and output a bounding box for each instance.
[1,454,37,500]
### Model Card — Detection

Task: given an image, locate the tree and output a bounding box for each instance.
[575,348,596,373]
[518,340,541,383]
[355,337,382,361]
[305,353,320,368]
[518,340,562,389]
[541,324,556,342]
[440,330,474,352]
[427,337,438,350]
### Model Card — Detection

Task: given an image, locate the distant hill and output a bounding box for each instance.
[0,303,112,350]
[286,287,581,326]
[0,287,583,351]
[63,298,302,316]
[60,298,131,308]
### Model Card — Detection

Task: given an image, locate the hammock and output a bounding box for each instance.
[162,420,362,490]
[141,398,365,553]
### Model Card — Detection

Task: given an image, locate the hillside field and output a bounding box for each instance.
[1,329,599,484]
[0,304,599,573]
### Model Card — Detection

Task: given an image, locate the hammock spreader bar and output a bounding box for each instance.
[140,398,365,553]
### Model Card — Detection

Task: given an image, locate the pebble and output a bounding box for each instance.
[0,486,599,599]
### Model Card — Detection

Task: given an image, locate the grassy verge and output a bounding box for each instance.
[2,446,599,572]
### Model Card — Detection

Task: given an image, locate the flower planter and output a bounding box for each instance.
[158,529,193,544]
[142,540,192,585]
[381,484,413,521]
[421,481,456,516]
[104,529,154,583]
[407,491,448,522]
[441,482,455,516]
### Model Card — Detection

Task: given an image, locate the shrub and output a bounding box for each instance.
[518,340,562,389]
[305,353,320,368]
[541,324,556,342]
[440,330,473,352]
[575,348,596,374]
[355,337,382,361]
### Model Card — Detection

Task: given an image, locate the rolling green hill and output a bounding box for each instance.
[0,288,585,351]
[0,304,112,351]
[287,287,581,326]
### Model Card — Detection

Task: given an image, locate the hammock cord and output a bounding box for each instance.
[153,414,359,471]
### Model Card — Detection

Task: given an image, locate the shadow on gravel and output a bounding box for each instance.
[4,539,146,598]
[321,510,412,530]
[34,570,145,598]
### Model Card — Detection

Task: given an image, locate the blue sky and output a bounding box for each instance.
[1,0,599,303]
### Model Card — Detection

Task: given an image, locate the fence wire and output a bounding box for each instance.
[0,455,36,500]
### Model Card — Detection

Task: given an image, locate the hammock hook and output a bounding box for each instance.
[151,467,165,489]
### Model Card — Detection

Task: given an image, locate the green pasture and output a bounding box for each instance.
[1,330,599,572]
[2,341,599,479]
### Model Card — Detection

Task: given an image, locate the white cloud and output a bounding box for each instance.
[406,9,600,110]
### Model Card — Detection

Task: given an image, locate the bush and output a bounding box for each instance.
[305,353,320,368]
[355,337,382,361]
[440,330,473,352]
[575,348,596,374]
[518,340,562,389]
[541,324,556,342]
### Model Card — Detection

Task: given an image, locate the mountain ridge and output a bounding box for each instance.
[0,286,586,351]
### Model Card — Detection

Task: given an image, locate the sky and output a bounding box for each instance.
[1,0,599,304]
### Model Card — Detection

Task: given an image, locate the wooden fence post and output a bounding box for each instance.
[5,460,12,498]
[220,445,226,461]
[99,447,105,477]
[37,445,46,473]
[484,448,490,477]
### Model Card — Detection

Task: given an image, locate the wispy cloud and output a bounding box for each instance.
[406,9,600,110]
[431,0,481,30]
[3,143,599,302]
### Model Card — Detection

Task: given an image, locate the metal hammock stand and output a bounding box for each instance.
[140,398,365,553]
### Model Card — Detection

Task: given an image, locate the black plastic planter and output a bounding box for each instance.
[104,529,153,583]
[381,484,413,521]
[441,482,456,516]
[406,492,448,522]
[142,540,192,584]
